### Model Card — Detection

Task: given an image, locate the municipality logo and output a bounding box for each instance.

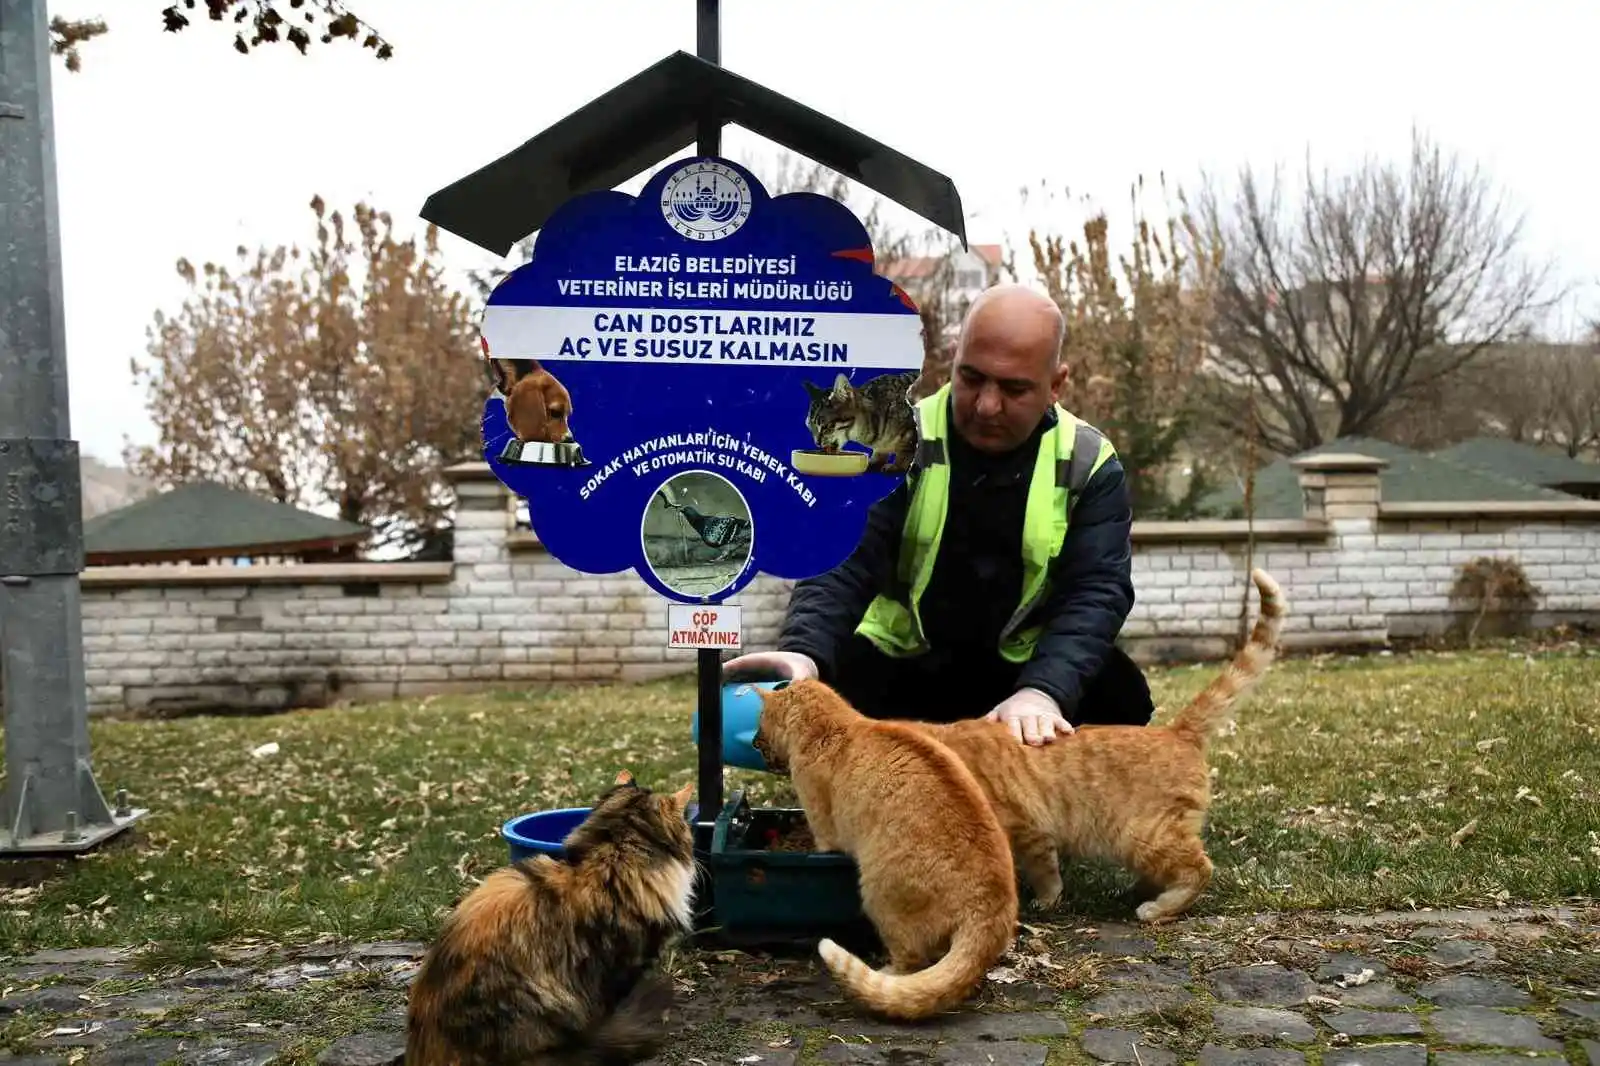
[660,161,752,241]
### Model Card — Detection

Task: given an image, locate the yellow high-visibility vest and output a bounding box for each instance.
[855,382,1116,662]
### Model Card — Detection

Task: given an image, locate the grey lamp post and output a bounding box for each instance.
[1,0,148,855]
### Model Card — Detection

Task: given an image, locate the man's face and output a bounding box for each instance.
[949,334,1067,454]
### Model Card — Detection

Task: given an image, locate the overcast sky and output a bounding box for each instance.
[41,0,1600,466]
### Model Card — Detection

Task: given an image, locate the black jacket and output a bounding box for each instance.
[775,405,1136,715]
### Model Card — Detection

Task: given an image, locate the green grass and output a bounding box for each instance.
[1,640,1597,956]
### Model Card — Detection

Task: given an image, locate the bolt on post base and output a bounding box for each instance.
[0,775,149,859]
[0,809,148,857]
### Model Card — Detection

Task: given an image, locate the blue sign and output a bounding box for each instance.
[479,156,929,604]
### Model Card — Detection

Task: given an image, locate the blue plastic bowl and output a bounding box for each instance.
[691,680,790,772]
[502,807,591,863]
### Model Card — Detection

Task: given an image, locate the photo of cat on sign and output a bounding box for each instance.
[795,368,931,477]
[483,340,589,468]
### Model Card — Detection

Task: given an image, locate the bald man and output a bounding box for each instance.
[725,284,1154,744]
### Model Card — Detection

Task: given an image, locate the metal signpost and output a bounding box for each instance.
[0,0,148,856]
[424,2,966,920]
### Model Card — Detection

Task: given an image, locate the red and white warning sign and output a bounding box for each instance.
[667,604,743,650]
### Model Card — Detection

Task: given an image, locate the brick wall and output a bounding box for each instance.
[1121,515,1600,661]
[74,455,1600,714]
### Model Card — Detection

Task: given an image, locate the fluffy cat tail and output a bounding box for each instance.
[538,971,676,1066]
[1168,567,1286,749]
[817,909,1012,1021]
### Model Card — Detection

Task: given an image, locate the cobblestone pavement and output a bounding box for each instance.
[2,906,1595,1066]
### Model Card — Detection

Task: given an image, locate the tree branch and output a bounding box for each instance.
[1185,128,1558,453]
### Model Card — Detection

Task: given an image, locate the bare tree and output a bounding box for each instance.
[50,1,390,71]
[128,196,483,557]
[755,151,971,386]
[759,152,927,262]
[467,235,537,306]
[1188,128,1558,455]
[1480,338,1600,457]
[1546,320,1600,456]
[1026,175,1224,517]
[1372,330,1600,457]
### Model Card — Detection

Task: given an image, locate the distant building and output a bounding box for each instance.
[83,482,370,566]
[882,243,1006,348]
[1197,435,1591,519]
[1434,437,1600,501]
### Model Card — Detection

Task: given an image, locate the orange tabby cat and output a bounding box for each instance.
[749,679,1018,1021]
[906,567,1286,924]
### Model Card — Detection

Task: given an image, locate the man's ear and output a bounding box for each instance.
[1049,360,1069,404]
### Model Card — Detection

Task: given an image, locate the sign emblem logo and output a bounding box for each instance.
[660,160,752,241]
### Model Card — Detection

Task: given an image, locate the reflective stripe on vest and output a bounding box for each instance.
[854,382,1116,661]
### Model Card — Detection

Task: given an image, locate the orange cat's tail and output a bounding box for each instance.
[816,909,1012,1021]
[1167,567,1286,749]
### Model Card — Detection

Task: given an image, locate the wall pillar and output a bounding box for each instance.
[442,461,513,565]
[1290,453,1388,522]
[1288,452,1390,646]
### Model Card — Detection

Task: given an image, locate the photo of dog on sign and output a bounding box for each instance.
[483,338,589,468]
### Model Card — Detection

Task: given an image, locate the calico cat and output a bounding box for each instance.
[749,679,1018,1021]
[905,568,1287,924]
[802,369,920,472]
[406,771,696,1066]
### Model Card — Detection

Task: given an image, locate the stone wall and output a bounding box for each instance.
[1121,454,1600,660]
[73,454,1600,714]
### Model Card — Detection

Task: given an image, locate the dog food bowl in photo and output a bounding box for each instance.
[499,439,590,467]
[791,449,868,477]
[692,680,792,772]
[503,807,590,862]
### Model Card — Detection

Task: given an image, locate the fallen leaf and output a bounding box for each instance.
[1335,968,1375,988]
[1450,818,1479,848]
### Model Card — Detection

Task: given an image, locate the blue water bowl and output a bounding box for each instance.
[502,806,590,863]
[692,680,790,772]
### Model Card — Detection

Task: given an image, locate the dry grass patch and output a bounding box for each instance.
[1,641,1597,956]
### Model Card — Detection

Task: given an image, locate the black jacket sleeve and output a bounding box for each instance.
[775,480,909,682]
[1013,454,1136,712]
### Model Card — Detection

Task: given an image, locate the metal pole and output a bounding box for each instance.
[0,0,147,855]
[695,0,720,155]
[692,0,724,837]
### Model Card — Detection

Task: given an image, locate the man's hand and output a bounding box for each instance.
[985,687,1075,746]
[721,650,819,685]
